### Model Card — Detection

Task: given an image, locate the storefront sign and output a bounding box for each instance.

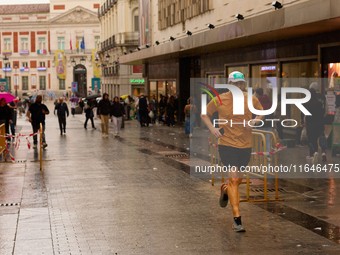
[92,78,100,90]
[37,49,47,54]
[37,67,47,71]
[71,82,78,92]
[261,66,276,72]
[2,67,12,72]
[20,67,29,71]
[133,65,143,73]
[92,49,101,78]
[55,50,66,79]
[130,79,145,84]
[0,79,8,92]
[20,50,29,55]
[334,76,340,92]
[2,50,12,55]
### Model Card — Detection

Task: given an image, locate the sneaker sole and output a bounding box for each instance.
[219,184,228,208]
[232,224,246,232]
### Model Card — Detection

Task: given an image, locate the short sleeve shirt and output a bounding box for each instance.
[29,103,49,124]
[206,91,263,148]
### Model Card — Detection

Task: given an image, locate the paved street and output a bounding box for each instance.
[1,102,340,254]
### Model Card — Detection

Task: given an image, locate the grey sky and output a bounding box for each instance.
[0,0,49,5]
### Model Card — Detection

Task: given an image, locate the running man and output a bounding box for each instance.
[201,71,264,232]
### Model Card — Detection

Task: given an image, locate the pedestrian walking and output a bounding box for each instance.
[55,97,69,135]
[184,97,197,138]
[149,95,157,124]
[0,98,13,143]
[111,97,125,137]
[201,71,264,232]
[97,93,111,137]
[27,95,49,149]
[8,100,17,142]
[309,82,328,161]
[79,98,85,113]
[167,96,176,127]
[84,103,96,130]
[159,96,167,124]
[136,93,149,127]
[125,95,132,120]
[17,99,23,116]
[303,88,325,165]
[70,100,77,116]
[119,97,126,128]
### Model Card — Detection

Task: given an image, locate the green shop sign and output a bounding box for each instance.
[130,79,145,84]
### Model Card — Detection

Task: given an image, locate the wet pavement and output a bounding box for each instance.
[1,102,340,254]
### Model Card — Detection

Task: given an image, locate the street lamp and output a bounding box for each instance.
[14,63,18,97]
[105,53,110,64]
[80,56,86,66]
[3,55,9,91]
[71,58,76,67]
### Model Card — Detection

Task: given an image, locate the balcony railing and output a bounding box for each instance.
[116,32,139,46]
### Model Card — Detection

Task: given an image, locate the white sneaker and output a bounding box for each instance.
[105,134,108,138]
[102,134,105,137]
[306,155,313,164]
[33,144,37,149]
[189,134,193,138]
[312,152,318,165]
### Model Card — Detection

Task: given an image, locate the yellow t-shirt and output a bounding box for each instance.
[206,91,263,148]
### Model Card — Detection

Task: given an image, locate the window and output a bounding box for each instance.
[59,79,65,90]
[95,36,100,50]
[5,62,11,68]
[134,15,139,32]
[21,38,28,50]
[39,62,45,67]
[22,62,28,67]
[4,38,11,51]
[39,76,46,90]
[58,37,65,50]
[22,76,28,90]
[38,38,46,50]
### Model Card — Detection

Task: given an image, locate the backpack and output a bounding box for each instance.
[139,97,147,110]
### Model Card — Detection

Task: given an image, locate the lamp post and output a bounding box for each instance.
[3,55,9,92]
[14,63,18,97]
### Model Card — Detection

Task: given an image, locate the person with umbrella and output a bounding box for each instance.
[55,97,69,135]
[0,98,13,142]
[27,95,49,149]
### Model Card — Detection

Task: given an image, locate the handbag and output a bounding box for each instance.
[148,111,154,118]
[300,127,308,141]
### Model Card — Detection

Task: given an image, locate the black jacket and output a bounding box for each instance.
[0,105,11,125]
[55,102,69,116]
[98,99,111,115]
[111,102,125,117]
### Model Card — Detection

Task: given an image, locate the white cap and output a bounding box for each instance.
[309,82,319,92]
[228,71,246,82]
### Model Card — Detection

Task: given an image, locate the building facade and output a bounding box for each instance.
[0,1,101,98]
[119,0,340,126]
[97,0,143,98]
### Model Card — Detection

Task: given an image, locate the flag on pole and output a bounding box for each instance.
[76,40,79,49]
[70,35,72,50]
[80,36,85,50]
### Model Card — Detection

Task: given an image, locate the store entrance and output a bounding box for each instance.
[73,64,87,98]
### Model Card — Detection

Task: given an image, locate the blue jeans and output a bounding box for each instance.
[185,115,196,135]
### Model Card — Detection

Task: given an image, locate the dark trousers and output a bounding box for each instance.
[140,109,148,126]
[32,122,45,144]
[276,122,283,140]
[167,112,175,126]
[58,115,66,133]
[84,117,95,128]
[307,125,322,155]
[126,106,131,119]
[71,108,75,115]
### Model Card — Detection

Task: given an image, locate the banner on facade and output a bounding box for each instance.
[55,50,66,79]
[71,82,78,92]
[92,49,101,78]
[92,78,100,90]
[0,79,8,92]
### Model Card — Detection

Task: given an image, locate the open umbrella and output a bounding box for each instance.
[120,94,129,100]
[86,94,101,100]
[70,97,79,102]
[0,92,16,103]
